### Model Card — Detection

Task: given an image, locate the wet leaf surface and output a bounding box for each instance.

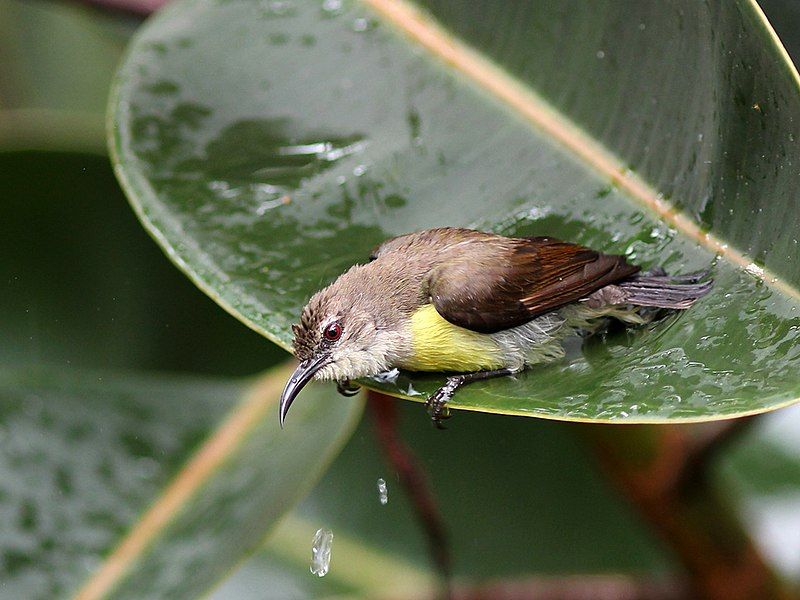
[111,0,800,421]
[0,367,237,599]
[0,365,361,600]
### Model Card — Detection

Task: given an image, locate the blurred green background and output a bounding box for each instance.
[3,1,800,598]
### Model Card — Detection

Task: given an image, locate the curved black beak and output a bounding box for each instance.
[279,355,329,427]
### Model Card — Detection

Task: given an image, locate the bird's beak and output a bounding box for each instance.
[279,355,329,427]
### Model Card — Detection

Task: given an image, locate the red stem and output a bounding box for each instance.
[367,391,452,593]
[74,0,169,16]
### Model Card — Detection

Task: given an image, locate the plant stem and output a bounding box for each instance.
[581,422,792,600]
[450,574,686,600]
[73,0,169,16]
[368,391,452,597]
[677,416,759,492]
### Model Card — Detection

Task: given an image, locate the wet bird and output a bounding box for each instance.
[279,227,712,427]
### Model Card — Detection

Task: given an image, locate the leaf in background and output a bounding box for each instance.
[0,366,236,599]
[0,151,284,376]
[0,0,134,153]
[0,364,362,600]
[212,512,437,600]
[110,0,800,421]
[761,0,800,66]
[214,398,800,597]
[719,404,800,583]
[212,403,675,597]
[293,404,672,577]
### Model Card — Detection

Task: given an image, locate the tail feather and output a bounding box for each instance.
[616,271,713,309]
[626,269,711,285]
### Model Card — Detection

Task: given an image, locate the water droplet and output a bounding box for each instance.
[745,263,765,278]
[81,554,102,573]
[255,195,291,215]
[310,528,333,577]
[377,478,388,505]
[352,17,371,32]
[208,180,241,199]
[527,205,551,220]
[374,368,400,383]
[264,0,294,16]
[404,383,423,397]
[321,0,342,15]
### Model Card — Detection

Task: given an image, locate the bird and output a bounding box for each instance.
[279,227,712,427]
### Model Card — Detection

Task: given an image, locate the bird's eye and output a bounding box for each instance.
[323,322,343,342]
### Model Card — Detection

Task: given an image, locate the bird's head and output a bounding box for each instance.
[279,270,402,426]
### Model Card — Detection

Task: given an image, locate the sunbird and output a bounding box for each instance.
[279,227,712,427]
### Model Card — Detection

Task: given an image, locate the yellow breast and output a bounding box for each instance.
[400,304,504,372]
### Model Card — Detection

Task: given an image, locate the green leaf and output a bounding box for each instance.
[217,396,800,597]
[209,513,441,600]
[719,405,800,582]
[0,151,284,376]
[0,364,362,599]
[0,0,133,153]
[111,0,800,421]
[212,512,437,599]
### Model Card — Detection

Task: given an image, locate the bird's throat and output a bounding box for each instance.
[401,304,505,372]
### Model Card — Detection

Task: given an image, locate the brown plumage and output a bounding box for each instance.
[424,235,640,333]
[281,227,712,427]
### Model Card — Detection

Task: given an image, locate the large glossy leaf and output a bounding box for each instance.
[0,364,361,600]
[84,368,363,600]
[111,0,800,422]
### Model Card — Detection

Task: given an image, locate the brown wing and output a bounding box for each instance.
[428,236,639,333]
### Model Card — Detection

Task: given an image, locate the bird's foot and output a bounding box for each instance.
[336,379,361,397]
[425,376,463,429]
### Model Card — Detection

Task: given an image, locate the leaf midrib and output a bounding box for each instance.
[72,365,291,600]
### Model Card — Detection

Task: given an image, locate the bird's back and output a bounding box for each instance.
[371,227,639,333]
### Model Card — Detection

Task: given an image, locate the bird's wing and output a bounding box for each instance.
[427,236,640,333]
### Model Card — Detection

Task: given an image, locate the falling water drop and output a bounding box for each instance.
[310,528,333,577]
[377,478,388,505]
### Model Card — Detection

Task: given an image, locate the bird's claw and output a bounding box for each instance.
[426,393,451,429]
[429,408,451,429]
[336,380,361,397]
[426,376,462,429]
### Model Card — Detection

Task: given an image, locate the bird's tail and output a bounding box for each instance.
[616,268,713,309]
[563,268,712,332]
